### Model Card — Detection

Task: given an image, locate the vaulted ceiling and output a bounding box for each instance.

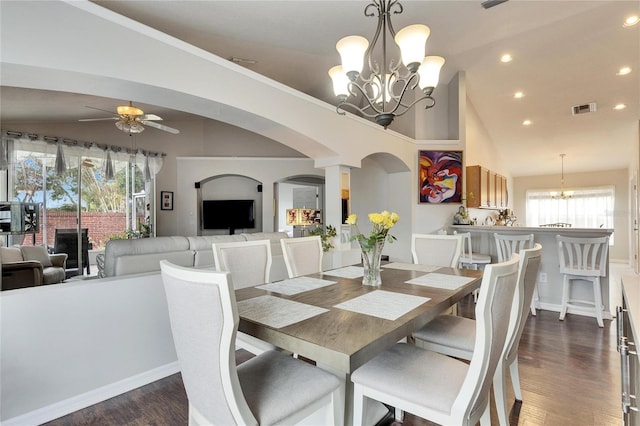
[1,1,638,177]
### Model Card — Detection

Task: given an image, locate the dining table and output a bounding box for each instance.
[235,262,483,426]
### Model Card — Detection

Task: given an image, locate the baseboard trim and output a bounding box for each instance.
[2,362,180,426]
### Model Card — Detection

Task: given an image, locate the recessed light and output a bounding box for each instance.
[617,66,632,76]
[623,15,639,27]
[614,103,627,110]
[500,54,512,63]
[514,91,524,99]
[522,119,532,126]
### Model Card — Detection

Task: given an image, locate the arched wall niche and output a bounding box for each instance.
[197,174,263,235]
[275,175,325,236]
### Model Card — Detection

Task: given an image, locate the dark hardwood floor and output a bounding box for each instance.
[44,296,621,425]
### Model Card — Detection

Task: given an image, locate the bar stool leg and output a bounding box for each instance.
[593,277,604,327]
[559,275,570,321]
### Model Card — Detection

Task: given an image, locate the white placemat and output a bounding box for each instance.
[381,262,440,273]
[257,277,337,295]
[323,266,365,279]
[334,290,430,321]
[238,295,329,329]
[405,272,476,290]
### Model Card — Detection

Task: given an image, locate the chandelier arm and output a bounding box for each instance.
[337,100,382,119]
[346,80,384,115]
[387,1,402,37]
[393,95,436,118]
[364,1,385,79]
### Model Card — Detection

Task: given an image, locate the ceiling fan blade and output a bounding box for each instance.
[139,114,162,121]
[142,120,180,134]
[78,117,118,122]
[85,105,117,114]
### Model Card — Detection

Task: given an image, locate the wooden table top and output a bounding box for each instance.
[236,265,482,374]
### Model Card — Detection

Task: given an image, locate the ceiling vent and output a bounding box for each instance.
[571,102,597,116]
[481,0,509,9]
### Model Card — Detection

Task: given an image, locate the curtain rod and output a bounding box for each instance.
[2,129,166,157]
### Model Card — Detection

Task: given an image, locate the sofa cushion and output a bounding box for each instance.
[114,250,195,276]
[21,245,53,267]
[241,232,289,242]
[1,247,23,263]
[104,237,190,277]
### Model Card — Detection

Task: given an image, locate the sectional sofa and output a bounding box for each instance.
[98,232,290,282]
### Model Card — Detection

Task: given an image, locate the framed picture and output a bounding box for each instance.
[418,150,463,204]
[161,191,174,210]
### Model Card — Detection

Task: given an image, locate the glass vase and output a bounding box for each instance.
[361,241,384,286]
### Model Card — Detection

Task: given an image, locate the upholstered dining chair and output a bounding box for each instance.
[411,233,463,268]
[212,240,276,355]
[412,244,542,426]
[281,235,323,278]
[213,239,272,289]
[350,254,520,426]
[557,235,609,327]
[160,260,343,426]
[495,233,536,315]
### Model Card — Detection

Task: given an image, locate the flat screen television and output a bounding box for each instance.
[202,200,255,233]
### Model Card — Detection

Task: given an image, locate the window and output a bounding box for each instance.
[526,186,614,242]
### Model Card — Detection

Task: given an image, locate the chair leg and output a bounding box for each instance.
[493,361,509,426]
[559,276,570,321]
[593,277,604,327]
[509,356,523,401]
[530,285,538,316]
[352,385,366,426]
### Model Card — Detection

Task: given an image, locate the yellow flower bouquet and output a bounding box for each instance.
[345,211,399,285]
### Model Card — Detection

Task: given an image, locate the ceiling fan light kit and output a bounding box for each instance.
[328,0,445,128]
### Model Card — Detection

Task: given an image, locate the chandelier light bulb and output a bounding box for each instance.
[336,35,369,80]
[328,65,349,100]
[394,24,430,72]
[418,56,445,92]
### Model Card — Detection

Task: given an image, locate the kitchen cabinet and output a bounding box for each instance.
[466,165,508,208]
[620,276,640,426]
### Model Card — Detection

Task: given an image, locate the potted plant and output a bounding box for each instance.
[308,224,337,252]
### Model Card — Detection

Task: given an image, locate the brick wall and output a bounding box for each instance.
[26,211,141,250]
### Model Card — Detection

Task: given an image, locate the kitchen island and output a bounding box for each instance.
[450,225,615,322]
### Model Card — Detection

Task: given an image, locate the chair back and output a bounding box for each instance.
[494,233,534,262]
[280,235,323,278]
[160,260,256,425]
[504,243,542,362]
[452,254,520,422]
[455,231,474,260]
[411,233,463,268]
[557,235,609,278]
[213,239,272,289]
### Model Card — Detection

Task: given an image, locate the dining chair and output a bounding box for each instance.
[557,235,609,327]
[160,260,343,426]
[281,235,323,278]
[213,239,276,355]
[411,233,463,268]
[495,233,537,315]
[350,254,520,426]
[213,239,272,289]
[412,244,542,426]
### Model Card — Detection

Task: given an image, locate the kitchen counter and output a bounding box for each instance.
[450,225,615,321]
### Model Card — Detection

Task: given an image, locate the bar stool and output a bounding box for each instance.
[454,231,491,302]
[495,233,536,315]
[557,235,609,327]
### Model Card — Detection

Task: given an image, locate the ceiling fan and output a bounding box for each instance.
[78,101,180,134]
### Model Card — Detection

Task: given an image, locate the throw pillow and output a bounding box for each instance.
[21,245,53,267]
[0,246,23,263]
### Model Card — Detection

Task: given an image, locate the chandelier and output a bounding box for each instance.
[328,0,445,128]
[551,154,573,199]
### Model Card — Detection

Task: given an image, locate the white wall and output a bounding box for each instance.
[176,158,323,236]
[0,273,178,424]
[513,168,630,262]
